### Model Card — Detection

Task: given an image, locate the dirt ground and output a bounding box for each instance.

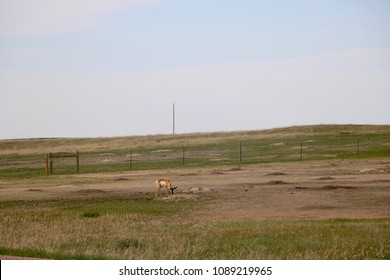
[1,159,390,222]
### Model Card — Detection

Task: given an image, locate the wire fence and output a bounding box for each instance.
[61,135,389,174]
[1,134,389,178]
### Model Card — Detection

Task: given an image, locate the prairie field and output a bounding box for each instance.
[0,125,390,259]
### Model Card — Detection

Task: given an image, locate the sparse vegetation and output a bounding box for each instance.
[0,195,389,259]
[82,211,101,218]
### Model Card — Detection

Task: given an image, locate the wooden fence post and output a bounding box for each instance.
[49,153,53,174]
[239,141,242,166]
[76,150,80,173]
[182,147,185,167]
[45,154,49,176]
[357,138,360,156]
[300,141,303,160]
[130,150,133,170]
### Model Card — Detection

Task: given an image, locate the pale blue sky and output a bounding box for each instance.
[1,0,389,139]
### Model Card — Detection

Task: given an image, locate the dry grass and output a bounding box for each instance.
[2,124,389,155]
[1,197,389,259]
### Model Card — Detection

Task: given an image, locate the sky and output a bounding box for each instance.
[1,0,389,139]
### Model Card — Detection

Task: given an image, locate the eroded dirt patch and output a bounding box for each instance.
[1,159,389,221]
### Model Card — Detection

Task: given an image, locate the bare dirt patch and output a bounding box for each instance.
[1,159,389,222]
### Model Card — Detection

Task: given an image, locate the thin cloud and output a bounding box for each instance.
[0,0,165,37]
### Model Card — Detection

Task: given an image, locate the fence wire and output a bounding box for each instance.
[1,134,389,177]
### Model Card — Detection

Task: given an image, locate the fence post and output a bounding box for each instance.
[49,153,53,174]
[130,150,133,170]
[239,141,242,166]
[76,150,80,173]
[357,138,360,157]
[300,141,303,160]
[45,154,49,176]
[182,147,185,167]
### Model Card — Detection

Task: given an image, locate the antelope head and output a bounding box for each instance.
[169,185,178,194]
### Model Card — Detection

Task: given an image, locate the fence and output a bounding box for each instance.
[0,134,388,178]
[45,135,388,175]
[45,151,80,175]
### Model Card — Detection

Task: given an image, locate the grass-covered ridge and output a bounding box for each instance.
[1,124,390,178]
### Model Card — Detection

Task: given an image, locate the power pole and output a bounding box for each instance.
[173,102,175,135]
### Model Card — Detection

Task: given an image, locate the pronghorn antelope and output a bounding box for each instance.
[155,178,177,198]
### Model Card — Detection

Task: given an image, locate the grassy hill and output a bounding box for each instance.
[1,124,389,178]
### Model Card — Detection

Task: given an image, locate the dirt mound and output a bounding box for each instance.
[266,172,288,176]
[266,180,290,185]
[358,167,389,174]
[114,177,129,181]
[186,187,212,193]
[316,176,334,180]
[226,167,242,172]
[321,185,356,190]
[26,188,44,192]
[295,185,356,191]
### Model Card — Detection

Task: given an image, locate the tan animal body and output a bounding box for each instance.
[155,178,177,197]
